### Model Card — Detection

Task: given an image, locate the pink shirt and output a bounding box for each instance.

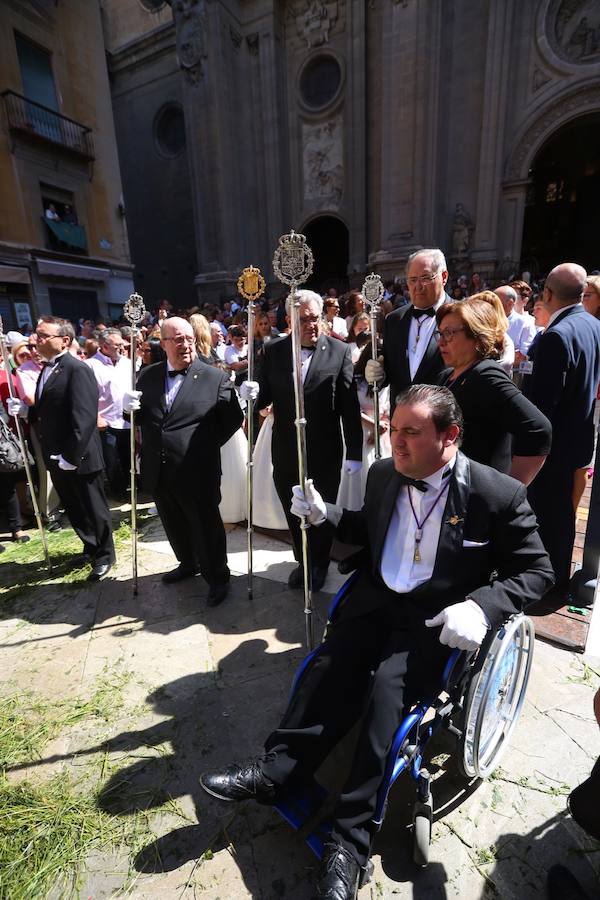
[15,360,42,404]
[85,351,132,429]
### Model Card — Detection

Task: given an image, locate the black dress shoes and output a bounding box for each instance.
[312,841,360,900]
[288,564,304,589]
[206,582,229,607]
[200,759,277,804]
[87,562,112,582]
[162,564,199,584]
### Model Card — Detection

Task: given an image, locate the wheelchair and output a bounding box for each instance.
[274,569,535,880]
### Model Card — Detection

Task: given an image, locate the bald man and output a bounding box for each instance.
[524,263,600,599]
[127,317,243,605]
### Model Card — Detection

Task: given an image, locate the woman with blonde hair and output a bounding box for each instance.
[475,289,515,375]
[190,313,220,364]
[435,295,551,482]
[583,276,600,319]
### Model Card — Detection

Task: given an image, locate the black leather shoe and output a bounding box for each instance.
[311,565,329,593]
[312,841,360,900]
[207,582,229,607]
[87,562,112,582]
[162,565,199,584]
[200,759,277,804]
[288,565,304,589]
[46,518,62,533]
[547,864,592,900]
[12,531,31,544]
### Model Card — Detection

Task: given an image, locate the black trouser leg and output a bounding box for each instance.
[0,472,22,533]
[528,458,575,590]
[101,428,128,498]
[273,466,339,570]
[51,467,114,564]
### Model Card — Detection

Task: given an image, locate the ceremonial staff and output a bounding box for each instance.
[362,273,385,460]
[123,292,146,595]
[237,265,266,602]
[273,231,315,650]
[0,316,51,570]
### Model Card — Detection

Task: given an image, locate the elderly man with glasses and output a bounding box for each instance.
[366,248,452,415]
[123,317,243,606]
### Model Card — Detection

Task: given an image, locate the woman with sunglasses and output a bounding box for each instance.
[435,295,551,484]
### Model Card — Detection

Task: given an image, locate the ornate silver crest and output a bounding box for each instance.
[362,272,384,311]
[123,292,146,325]
[272,230,314,287]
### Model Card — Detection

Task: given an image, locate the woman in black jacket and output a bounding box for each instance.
[435,293,551,484]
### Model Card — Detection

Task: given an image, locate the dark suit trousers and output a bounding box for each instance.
[261,603,451,866]
[51,466,114,565]
[100,427,130,498]
[0,472,23,533]
[528,455,574,590]
[154,476,229,587]
[273,465,340,571]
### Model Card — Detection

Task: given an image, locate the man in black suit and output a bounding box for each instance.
[523,263,600,599]
[366,248,451,412]
[126,317,243,606]
[9,316,114,580]
[240,290,362,592]
[200,385,553,899]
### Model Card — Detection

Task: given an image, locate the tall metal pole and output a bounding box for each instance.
[273,231,315,650]
[362,273,385,461]
[237,265,266,602]
[0,316,51,570]
[123,292,146,596]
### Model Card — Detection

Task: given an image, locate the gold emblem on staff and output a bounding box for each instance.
[237,265,266,302]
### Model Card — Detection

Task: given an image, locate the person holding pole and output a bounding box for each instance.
[240,289,362,595]
[9,316,112,579]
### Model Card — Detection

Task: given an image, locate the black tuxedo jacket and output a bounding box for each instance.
[383,294,451,408]
[30,351,104,474]
[333,452,554,630]
[136,357,243,494]
[256,333,362,478]
[523,304,600,468]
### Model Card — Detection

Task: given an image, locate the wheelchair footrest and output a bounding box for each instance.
[274,778,330,857]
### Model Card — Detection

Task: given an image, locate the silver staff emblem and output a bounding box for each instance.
[362,272,384,310]
[123,292,146,325]
[273,230,314,287]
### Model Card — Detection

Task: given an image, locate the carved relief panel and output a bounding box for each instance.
[302,117,343,207]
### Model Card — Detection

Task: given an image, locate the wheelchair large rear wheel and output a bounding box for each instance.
[459,615,534,780]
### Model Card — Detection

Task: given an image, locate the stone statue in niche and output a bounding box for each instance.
[171,0,208,84]
[451,203,474,257]
[295,0,339,48]
[303,118,343,206]
[554,0,600,62]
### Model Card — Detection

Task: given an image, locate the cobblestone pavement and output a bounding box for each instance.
[1,516,599,899]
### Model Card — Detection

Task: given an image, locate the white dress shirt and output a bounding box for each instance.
[408,299,444,379]
[301,347,315,384]
[507,311,537,355]
[165,368,187,410]
[38,351,68,395]
[380,456,456,594]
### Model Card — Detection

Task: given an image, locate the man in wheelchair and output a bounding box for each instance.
[201,385,554,899]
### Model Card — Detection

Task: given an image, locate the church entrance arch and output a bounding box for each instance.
[520,112,600,276]
[302,216,349,295]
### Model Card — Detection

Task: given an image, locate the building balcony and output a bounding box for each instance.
[43,217,88,255]
[1,90,94,162]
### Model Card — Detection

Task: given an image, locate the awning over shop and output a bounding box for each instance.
[44,219,88,252]
[36,259,110,282]
[0,264,31,284]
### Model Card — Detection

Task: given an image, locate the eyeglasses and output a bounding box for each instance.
[35,331,60,341]
[434,327,466,343]
[162,336,195,345]
[407,273,440,286]
[300,314,320,324]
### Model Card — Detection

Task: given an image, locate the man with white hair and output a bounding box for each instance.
[494,284,537,364]
[241,290,362,592]
[366,248,451,413]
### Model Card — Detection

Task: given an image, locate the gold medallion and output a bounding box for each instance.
[237,265,266,303]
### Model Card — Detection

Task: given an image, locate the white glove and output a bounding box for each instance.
[365,356,385,385]
[344,460,362,476]
[290,478,327,526]
[50,454,77,472]
[123,389,142,413]
[7,398,27,418]
[425,599,490,651]
[240,381,259,402]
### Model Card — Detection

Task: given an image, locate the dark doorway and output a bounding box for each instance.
[303,216,349,295]
[520,113,600,278]
[48,287,98,323]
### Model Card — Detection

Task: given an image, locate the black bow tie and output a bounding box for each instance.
[411,306,436,319]
[398,474,429,492]
[168,367,188,378]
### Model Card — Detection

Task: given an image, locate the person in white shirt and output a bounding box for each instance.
[323,297,348,339]
[86,328,132,500]
[200,384,553,900]
[223,325,248,382]
[495,285,537,369]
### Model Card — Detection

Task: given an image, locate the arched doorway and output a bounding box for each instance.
[520,113,600,276]
[303,216,349,294]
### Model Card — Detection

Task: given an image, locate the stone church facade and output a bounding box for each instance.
[101,0,600,306]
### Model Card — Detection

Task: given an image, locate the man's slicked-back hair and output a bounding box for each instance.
[38,315,75,341]
[395,384,463,445]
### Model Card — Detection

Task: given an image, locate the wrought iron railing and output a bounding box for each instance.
[1,90,94,160]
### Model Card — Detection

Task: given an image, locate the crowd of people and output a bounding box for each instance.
[2,248,600,898]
